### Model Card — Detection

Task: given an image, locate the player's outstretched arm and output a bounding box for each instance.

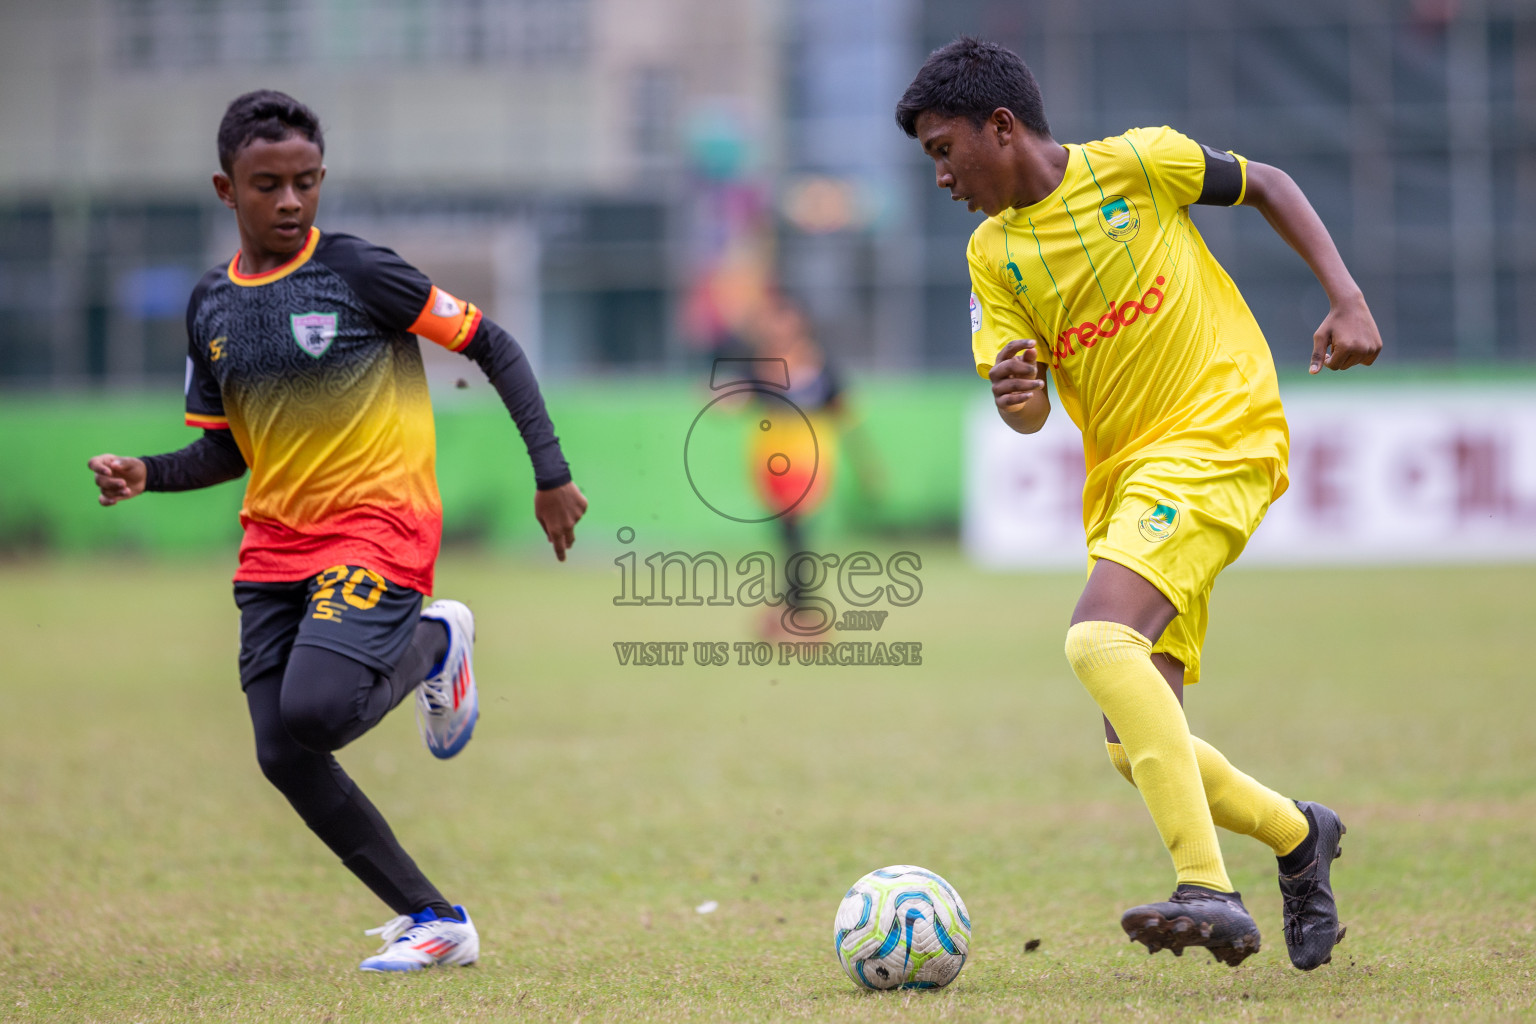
[988,340,1051,434]
[87,430,246,506]
[1241,162,1383,374]
[459,318,587,560]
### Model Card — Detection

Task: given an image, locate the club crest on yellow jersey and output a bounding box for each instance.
[1098,195,1140,241]
[1138,501,1180,542]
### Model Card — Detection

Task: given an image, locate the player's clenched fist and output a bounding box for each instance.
[989,339,1045,407]
[987,340,1050,434]
[87,454,147,506]
[1309,294,1382,374]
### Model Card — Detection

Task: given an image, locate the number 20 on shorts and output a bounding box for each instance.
[310,565,388,621]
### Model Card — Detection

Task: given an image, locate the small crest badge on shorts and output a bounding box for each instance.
[290,311,339,359]
[1138,501,1180,542]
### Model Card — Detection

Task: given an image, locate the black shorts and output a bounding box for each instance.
[234,564,424,689]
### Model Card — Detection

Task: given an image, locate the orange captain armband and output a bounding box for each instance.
[409,286,482,352]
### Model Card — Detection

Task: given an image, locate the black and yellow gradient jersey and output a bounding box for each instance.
[184,227,512,593]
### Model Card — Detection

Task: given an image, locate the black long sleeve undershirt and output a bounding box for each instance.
[142,429,247,492]
[461,317,572,491]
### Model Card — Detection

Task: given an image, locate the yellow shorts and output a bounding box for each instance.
[1085,455,1278,685]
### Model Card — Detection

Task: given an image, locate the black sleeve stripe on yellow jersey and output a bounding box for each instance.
[312,233,436,335]
[1195,143,1244,206]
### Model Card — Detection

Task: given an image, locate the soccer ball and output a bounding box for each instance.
[833,864,971,990]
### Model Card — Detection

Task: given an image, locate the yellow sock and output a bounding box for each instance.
[1192,737,1310,856]
[1067,621,1230,892]
[1106,738,1310,857]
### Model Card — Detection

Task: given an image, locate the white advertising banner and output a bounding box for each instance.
[964,387,1536,568]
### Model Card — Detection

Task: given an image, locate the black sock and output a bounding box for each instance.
[1278,806,1318,874]
[421,901,460,921]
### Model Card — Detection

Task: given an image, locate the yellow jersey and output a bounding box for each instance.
[967,126,1289,532]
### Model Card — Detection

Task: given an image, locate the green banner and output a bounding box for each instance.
[2,378,977,558]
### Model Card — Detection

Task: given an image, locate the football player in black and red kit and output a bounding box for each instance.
[87,91,587,971]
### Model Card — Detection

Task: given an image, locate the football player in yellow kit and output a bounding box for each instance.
[897,38,1382,969]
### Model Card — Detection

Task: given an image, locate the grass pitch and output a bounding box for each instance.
[1,549,1533,1022]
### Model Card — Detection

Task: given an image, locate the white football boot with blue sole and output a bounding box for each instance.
[416,599,478,759]
[360,906,479,972]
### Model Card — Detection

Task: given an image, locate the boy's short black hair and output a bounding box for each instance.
[895,37,1050,139]
[217,90,324,174]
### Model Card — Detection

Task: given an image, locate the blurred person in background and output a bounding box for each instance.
[750,294,842,556]
[746,293,881,636]
[899,37,1380,971]
[86,90,587,972]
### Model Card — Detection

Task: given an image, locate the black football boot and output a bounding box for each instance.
[1278,800,1347,970]
[1121,886,1262,967]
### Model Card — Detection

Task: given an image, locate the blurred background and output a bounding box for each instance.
[2,0,1534,560]
[5,7,1535,1012]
